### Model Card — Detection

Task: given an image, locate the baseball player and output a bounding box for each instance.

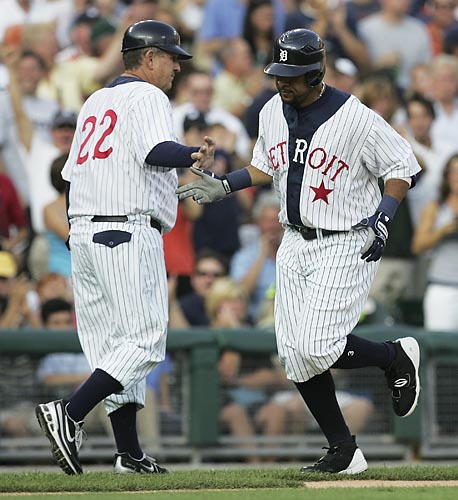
[177,29,422,474]
[35,20,214,475]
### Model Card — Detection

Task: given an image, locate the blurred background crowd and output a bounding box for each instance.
[1,0,458,449]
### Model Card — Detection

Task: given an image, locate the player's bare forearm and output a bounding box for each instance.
[383,178,410,203]
[246,165,273,186]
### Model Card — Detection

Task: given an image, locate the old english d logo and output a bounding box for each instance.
[279,49,288,62]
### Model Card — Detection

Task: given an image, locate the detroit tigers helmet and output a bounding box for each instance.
[121,20,192,60]
[264,29,326,86]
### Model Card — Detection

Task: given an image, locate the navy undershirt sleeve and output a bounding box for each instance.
[145,141,199,168]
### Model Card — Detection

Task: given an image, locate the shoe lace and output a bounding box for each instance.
[73,421,87,452]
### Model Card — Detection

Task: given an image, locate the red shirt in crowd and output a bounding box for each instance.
[0,173,28,239]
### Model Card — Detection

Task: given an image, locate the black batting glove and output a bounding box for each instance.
[352,211,391,262]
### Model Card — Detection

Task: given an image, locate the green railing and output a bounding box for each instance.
[1,325,457,451]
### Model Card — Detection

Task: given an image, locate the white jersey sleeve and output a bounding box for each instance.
[362,111,421,182]
[251,107,272,177]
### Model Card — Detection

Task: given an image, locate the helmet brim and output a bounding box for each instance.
[264,61,319,77]
[159,44,193,60]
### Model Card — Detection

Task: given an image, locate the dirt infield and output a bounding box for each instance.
[304,480,458,488]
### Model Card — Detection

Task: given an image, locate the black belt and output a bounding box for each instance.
[91,215,162,233]
[288,225,341,241]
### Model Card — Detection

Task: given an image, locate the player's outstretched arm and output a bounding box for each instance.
[176,165,272,204]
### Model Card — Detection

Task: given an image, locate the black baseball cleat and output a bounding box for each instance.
[35,399,85,475]
[385,337,420,418]
[113,452,169,474]
[301,436,367,474]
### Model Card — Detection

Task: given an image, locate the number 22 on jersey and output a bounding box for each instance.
[77,109,118,165]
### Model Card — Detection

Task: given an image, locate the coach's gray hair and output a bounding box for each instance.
[123,47,160,70]
[252,191,280,220]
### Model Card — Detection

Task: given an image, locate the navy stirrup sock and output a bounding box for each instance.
[110,403,143,459]
[295,370,352,447]
[332,334,396,370]
[65,368,123,422]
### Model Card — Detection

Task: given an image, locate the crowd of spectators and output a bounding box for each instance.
[1,0,458,446]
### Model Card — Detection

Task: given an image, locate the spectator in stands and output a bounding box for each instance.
[242,0,275,69]
[21,22,61,101]
[0,250,41,329]
[90,18,117,58]
[412,153,458,331]
[402,93,451,227]
[230,191,282,323]
[172,70,252,162]
[174,0,206,48]
[59,8,102,62]
[284,0,369,69]
[165,116,206,299]
[353,74,403,124]
[0,251,42,436]
[43,154,71,279]
[207,277,291,461]
[430,55,458,154]
[191,148,244,259]
[3,45,76,278]
[36,299,86,395]
[0,0,73,48]
[15,50,60,143]
[169,249,227,328]
[0,84,29,205]
[407,62,434,100]
[423,0,458,56]
[212,37,264,119]
[0,171,29,268]
[325,56,360,94]
[35,272,73,306]
[358,0,432,93]
[196,0,286,73]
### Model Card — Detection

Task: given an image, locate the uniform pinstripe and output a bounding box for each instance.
[251,87,421,382]
[62,79,177,414]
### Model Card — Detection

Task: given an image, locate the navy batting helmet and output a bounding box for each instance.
[264,29,326,86]
[121,20,192,60]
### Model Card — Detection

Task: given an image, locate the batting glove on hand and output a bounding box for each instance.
[175,166,230,204]
[352,211,391,262]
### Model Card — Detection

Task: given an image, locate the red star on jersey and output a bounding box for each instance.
[310,180,334,204]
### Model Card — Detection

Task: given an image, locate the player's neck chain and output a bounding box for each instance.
[317,83,326,101]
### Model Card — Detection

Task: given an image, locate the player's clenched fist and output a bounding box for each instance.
[352,192,401,262]
[352,211,391,262]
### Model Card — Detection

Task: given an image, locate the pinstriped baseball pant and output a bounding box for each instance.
[69,216,168,415]
[275,227,379,383]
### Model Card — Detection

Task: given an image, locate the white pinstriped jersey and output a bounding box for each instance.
[251,86,421,230]
[62,78,179,232]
